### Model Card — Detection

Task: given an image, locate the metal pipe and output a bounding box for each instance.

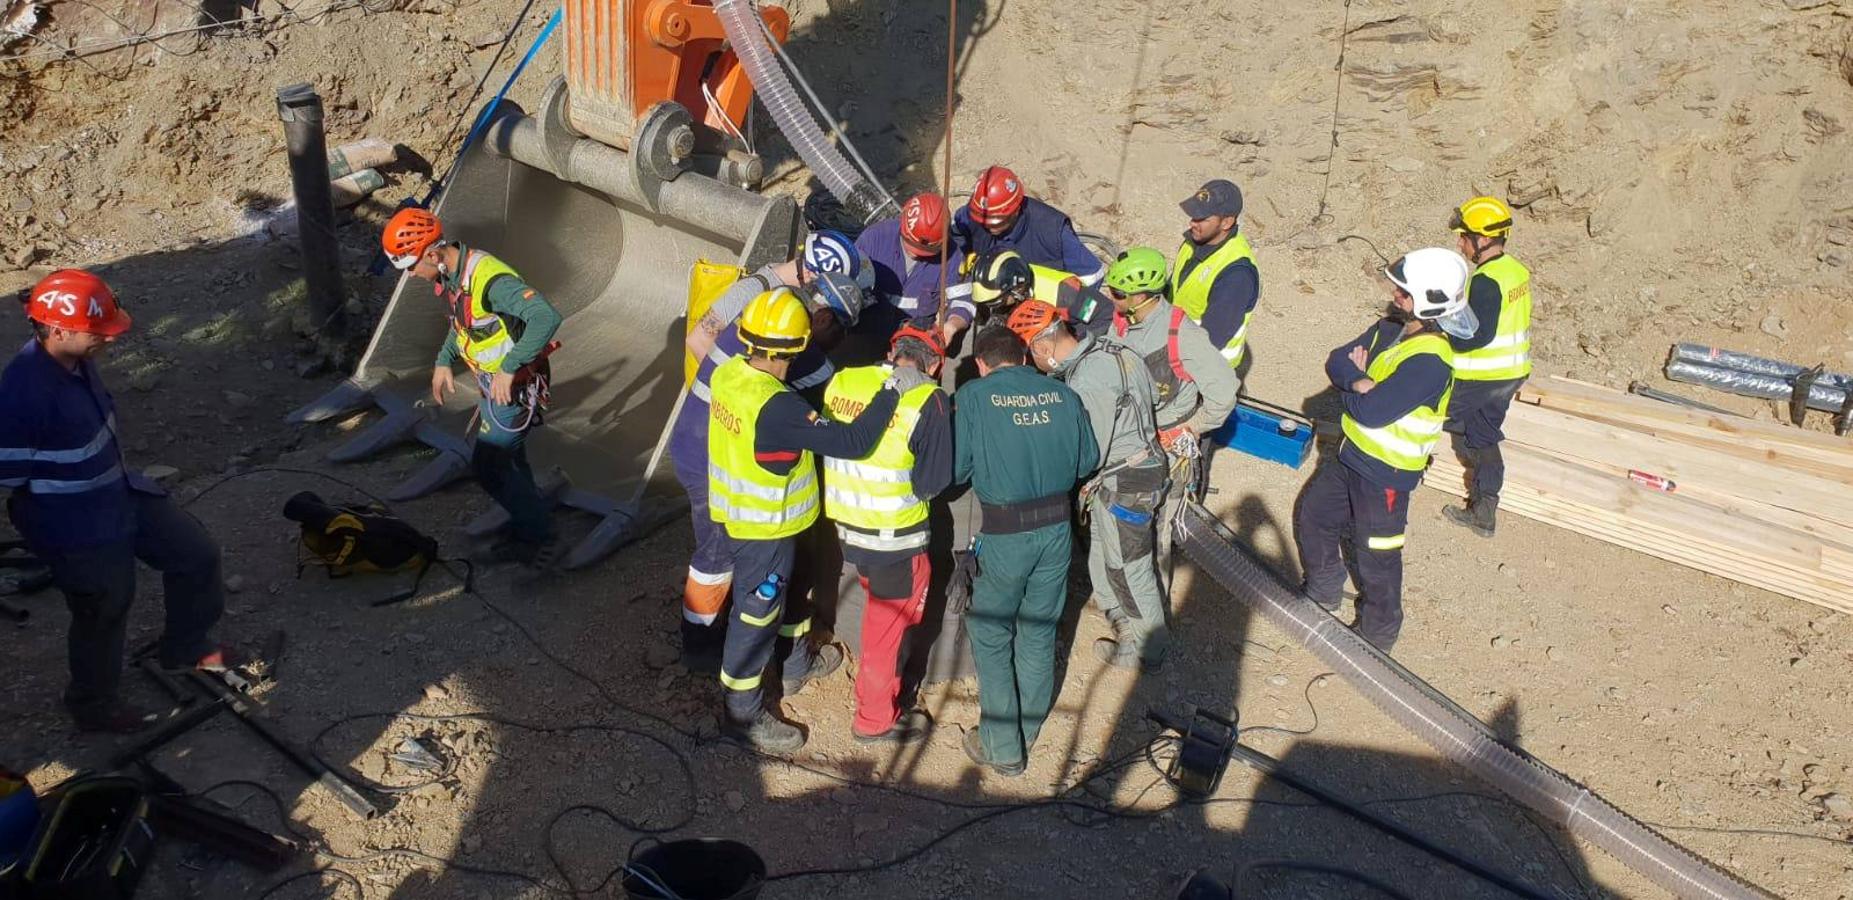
[1666,360,1850,414]
[189,672,379,819]
[478,107,777,247]
[1670,343,1853,390]
[276,83,348,343]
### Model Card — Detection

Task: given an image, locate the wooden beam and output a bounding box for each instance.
[1498,401,1853,522]
[1425,453,1853,614]
[1520,377,1853,473]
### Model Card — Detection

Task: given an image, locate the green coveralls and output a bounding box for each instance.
[953,364,1099,767]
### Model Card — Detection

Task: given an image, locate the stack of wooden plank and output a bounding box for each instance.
[1422,376,1853,614]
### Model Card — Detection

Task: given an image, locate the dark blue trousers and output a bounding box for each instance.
[1445,377,1525,501]
[1294,461,1411,649]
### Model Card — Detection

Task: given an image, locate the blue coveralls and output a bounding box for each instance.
[0,340,223,717]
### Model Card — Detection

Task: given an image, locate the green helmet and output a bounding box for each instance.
[1105,246,1169,295]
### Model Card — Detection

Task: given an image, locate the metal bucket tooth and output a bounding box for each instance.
[464,469,571,538]
[386,449,472,502]
[559,501,690,571]
[287,379,377,425]
[327,399,432,464]
[411,419,474,460]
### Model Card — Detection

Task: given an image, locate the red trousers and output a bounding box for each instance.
[851,552,929,736]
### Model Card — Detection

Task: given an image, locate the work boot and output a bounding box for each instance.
[1093,635,1162,672]
[70,701,158,735]
[782,643,845,696]
[1442,496,1498,538]
[722,711,806,754]
[854,709,934,745]
[679,620,723,675]
[961,728,1025,777]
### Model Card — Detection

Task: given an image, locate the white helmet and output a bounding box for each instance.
[1385,247,1470,320]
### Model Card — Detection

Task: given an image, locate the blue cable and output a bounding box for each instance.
[366,6,562,275]
[443,5,563,204]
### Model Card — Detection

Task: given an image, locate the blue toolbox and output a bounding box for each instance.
[1207,398,1315,469]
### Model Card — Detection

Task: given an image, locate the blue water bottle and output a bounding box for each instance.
[753,573,783,602]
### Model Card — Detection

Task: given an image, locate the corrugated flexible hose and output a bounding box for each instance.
[1173,501,1775,900]
[713,0,891,224]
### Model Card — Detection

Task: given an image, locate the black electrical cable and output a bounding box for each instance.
[256,866,364,900]
[1237,858,1418,900]
[170,467,1837,897]
[1237,672,1329,740]
[180,465,394,510]
[429,0,540,192]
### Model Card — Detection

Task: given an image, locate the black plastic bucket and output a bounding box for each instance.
[622,838,765,900]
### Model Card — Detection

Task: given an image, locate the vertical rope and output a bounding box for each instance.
[1312,0,1354,227]
[933,0,958,333]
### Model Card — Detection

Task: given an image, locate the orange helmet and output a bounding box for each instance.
[25,269,132,336]
[889,318,946,359]
[1005,299,1064,343]
[382,207,443,270]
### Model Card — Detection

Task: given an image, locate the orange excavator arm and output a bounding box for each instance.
[563,0,790,150]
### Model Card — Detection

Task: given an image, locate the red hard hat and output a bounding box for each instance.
[890,317,946,359]
[25,269,131,336]
[969,165,1025,225]
[382,207,443,269]
[900,193,949,256]
[1005,299,1064,344]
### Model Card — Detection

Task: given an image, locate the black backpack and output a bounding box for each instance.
[283,492,463,606]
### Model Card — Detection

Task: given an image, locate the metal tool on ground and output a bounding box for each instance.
[186,671,379,820]
[136,657,195,708]
[144,785,302,872]
[1628,381,1737,416]
[1144,707,1235,798]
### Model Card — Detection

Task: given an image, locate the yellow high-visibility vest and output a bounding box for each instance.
[1170,233,1257,368]
[1452,254,1533,381]
[450,251,522,373]
[707,357,820,540]
[821,365,938,551]
[1341,331,1455,472]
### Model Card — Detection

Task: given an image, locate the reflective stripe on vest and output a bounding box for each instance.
[707,357,821,539]
[1340,332,1455,472]
[1170,233,1256,368]
[452,251,521,373]
[820,365,937,545]
[1453,254,1533,381]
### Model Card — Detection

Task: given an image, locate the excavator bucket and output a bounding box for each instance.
[290,83,800,569]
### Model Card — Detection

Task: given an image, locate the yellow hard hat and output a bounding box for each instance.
[1449,196,1514,238]
[738,288,811,356]
[969,250,1033,304]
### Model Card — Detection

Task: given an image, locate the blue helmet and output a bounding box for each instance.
[801,229,861,279]
[809,272,866,327]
